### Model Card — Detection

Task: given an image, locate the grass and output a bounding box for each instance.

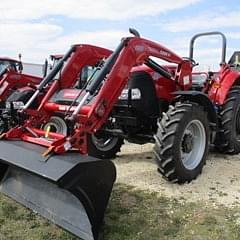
[0,184,240,240]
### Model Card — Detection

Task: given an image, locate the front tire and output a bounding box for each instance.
[154,102,210,183]
[87,132,123,159]
[42,115,68,136]
[41,116,123,159]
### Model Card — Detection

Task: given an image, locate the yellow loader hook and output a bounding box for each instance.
[45,125,51,138]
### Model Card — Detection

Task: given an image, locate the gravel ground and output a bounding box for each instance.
[115,143,240,206]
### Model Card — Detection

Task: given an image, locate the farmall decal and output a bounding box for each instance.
[63,93,78,98]
[147,46,172,58]
[134,45,145,52]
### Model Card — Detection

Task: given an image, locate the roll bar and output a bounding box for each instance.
[189,31,227,65]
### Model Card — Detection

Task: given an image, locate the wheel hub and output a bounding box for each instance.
[182,132,194,153]
[180,119,206,170]
[91,133,119,151]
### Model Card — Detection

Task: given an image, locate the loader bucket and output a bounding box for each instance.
[0,140,116,240]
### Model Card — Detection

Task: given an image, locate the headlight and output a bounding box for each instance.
[118,88,141,100]
[131,88,141,100]
[118,89,128,100]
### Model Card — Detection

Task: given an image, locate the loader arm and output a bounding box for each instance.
[58,45,112,89]
[86,37,192,130]
[31,45,112,111]
[61,37,192,154]
[0,46,115,240]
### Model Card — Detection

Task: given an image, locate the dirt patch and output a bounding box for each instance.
[115,143,240,206]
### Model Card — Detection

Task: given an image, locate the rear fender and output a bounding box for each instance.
[174,91,217,128]
[209,70,240,105]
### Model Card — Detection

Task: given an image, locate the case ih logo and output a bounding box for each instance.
[134,45,145,52]
[160,50,171,57]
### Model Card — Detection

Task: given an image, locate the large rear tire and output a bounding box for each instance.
[216,86,240,154]
[154,102,210,183]
[87,133,123,159]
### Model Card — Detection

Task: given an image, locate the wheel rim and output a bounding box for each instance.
[42,116,68,136]
[91,134,119,152]
[180,119,206,170]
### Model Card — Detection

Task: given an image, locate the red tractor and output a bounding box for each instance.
[0,53,65,108]
[31,31,240,184]
[0,45,112,134]
[84,31,240,183]
[0,29,239,239]
[0,56,42,108]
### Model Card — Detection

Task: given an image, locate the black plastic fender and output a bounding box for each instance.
[174,91,218,129]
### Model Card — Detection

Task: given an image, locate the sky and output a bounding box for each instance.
[1,0,240,70]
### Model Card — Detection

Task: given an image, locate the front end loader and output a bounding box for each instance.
[0,45,115,240]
